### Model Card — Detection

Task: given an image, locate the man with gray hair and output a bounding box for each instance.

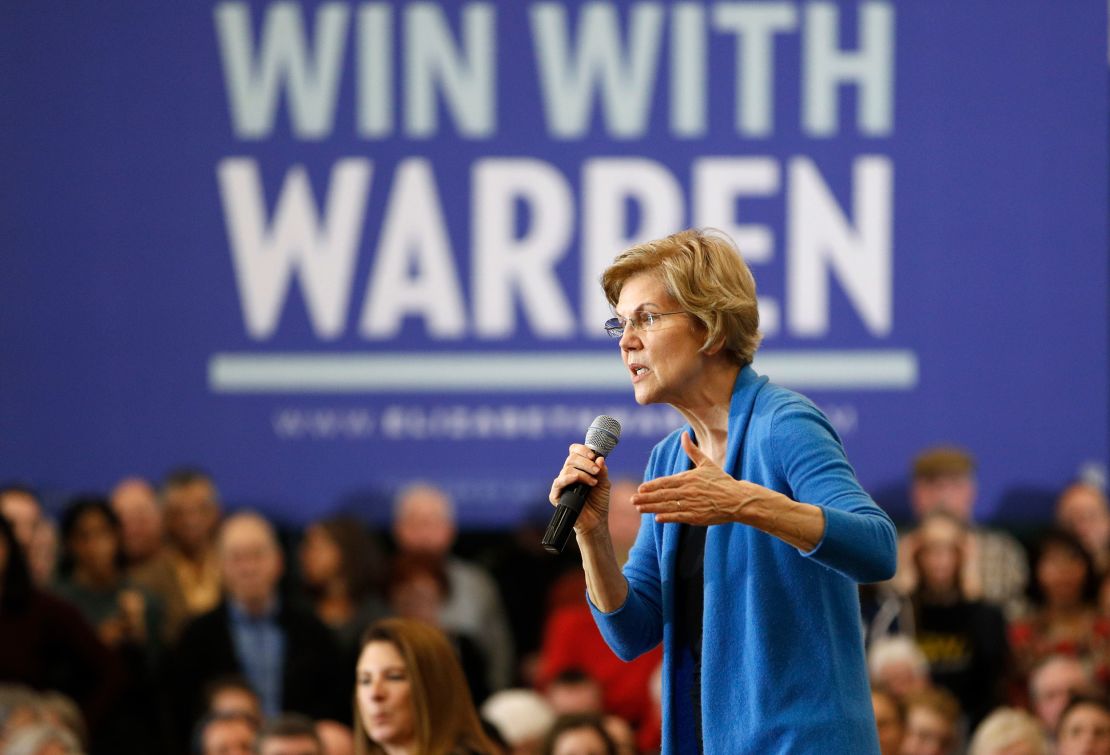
[173,513,347,740]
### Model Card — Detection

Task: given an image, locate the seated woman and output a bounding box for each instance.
[354,617,498,755]
[1010,530,1110,692]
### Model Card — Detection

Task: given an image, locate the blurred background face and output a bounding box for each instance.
[1056,704,1110,755]
[871,692,903,755]
[875,660,927,701]
[389,574,443,625]
[111,479,163,562]
[298,525,341,588]
[209,687,262,725]
[203,718,256,755]
[1037,544,1088,608]
[901,706,955,755]
[911,475,976,522]
[69,508,119,577]
[0,491,42,550]
[393,489,454,557]
[552,726,610,755]
[917,518,963,593]
[259,735,321,755]
[1032,660,1089,732]
[219,518,283,610]
[1058,485,1110,558]
[164,480,220,554]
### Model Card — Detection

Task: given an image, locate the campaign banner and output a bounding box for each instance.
[2,1,1106,526]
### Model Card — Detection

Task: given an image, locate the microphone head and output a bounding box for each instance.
[584,415,622,456]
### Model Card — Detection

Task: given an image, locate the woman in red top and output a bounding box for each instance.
[1010,529,1110,691]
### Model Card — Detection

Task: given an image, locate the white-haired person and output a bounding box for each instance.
[967,708,1048,755]
[549,228,896,752]
[869,635,932,702]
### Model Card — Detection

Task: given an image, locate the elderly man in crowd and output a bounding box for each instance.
[174,513,347,739]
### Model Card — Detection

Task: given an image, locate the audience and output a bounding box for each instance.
[385,552,489,705]
[315,720,355,755]
[900,687,962,755]
[870,686,905,755]
[132,468,224,642]
[5,723,83,755]
[894,447,1029,618]
[1056,693,1110,755]
[110,477,165,569]
[298,516,388,666]
[899,511,1010,726]
[868,636,932,701]
[354,617,497,755]
[481,690,556,755]
[0,514,122,749]
[544,669,604,716]
[202,675,263,726]
[0,485,56,587]
[391,483,514,692]
[1010,530,1110,691]
[173,513,347,738]
[194,710,258,755]
[1057,482,1110,576]
[2,457,1105,753]
[540,713,616,755]
[256,712,324,755]
[54,496,165,752]
[1028,655,1094,737]
[967,707,1048,755]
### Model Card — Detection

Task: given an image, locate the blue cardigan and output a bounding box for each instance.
[591,366,897,754]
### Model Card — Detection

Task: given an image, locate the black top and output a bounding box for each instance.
[674,524,707,753]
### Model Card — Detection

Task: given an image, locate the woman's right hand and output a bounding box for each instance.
[549,443,611,535]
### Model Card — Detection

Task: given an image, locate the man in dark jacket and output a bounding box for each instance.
[173,513,347,741]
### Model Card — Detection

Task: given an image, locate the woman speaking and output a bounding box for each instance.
[549,228,897,753]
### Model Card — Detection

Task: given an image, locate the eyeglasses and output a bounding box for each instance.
[604,311,685,338]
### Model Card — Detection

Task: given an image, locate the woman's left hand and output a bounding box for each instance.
[631,431,783,526]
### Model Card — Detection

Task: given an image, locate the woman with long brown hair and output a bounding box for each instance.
[354,617,498,755]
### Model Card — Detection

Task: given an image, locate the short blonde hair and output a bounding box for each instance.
[968,708,1048,755]
[601,228,761,366]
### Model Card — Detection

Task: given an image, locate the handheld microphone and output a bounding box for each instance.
[541,415,622,554]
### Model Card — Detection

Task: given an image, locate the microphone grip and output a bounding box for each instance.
[541,482,590,554]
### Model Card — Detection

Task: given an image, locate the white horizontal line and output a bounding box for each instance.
[208,350,918,393]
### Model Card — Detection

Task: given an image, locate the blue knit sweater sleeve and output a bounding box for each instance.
[587,444,667,661]
[770,397,897,583]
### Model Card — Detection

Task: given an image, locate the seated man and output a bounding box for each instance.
[174,513,347,737]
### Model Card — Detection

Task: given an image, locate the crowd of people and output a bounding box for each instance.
[0,447,1107,754]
